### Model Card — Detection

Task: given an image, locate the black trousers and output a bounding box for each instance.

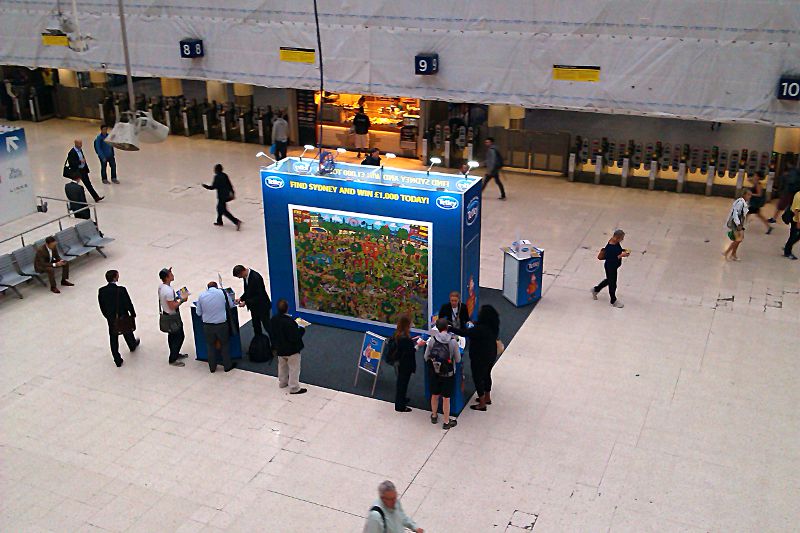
[216,200,239,225]
[167,326,185,362]
[482,172,506,198]
[203,322,232,372]
[594,264,619,303]
[251,309,271,337]
[471,354,496,398]
[79,171,102,201]
[108,320,136,364]
[395,367,413,411]
[785,222,800,256]
[100,157,117,182]
[275,140,288,160]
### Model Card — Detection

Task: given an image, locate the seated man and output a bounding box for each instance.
[438,291,470,329]
[65,174,91,219]
[34,236,74,294]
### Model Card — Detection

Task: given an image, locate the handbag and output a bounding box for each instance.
[597,247,606,260]
[113,286,136,334]
[269,142,277,155]
[62,157,72,178]
[496,339,505,356]
[158,297,183,333]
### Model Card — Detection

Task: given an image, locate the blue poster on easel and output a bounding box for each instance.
[354,331,386,395]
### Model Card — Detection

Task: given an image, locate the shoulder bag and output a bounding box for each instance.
[114,287,136,334]
[158,295,183,333]
[597,247,606,260]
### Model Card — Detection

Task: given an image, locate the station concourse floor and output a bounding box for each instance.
[1,119,798,532]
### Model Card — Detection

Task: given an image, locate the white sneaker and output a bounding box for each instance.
[611,301,624,308]
[590,288,598,300]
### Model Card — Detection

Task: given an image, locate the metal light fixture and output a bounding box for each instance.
[379,152,397,182]
[427,156,442,176]
[464,160,479,176]
[300,144,315,160]
[256,151,277,163]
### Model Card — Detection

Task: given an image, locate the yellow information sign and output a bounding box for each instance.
[279,47,316,64]
[553,65,601,82]
[41,34,69,47]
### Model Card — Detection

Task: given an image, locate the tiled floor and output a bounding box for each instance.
[1,119,798,532]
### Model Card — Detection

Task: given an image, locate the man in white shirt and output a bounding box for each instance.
[158,267,188,366]
[363,480,423,533]
[271,112,289,160]
[195,281,238,373]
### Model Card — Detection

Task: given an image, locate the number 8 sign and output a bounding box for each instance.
[179,39,204,58]
[415,53,439,76]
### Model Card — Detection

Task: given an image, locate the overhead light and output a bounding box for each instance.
[105,111,168,151]
[299,144,315,160]
[256,151,277,163]
[427,156,442,175]
[464,160,479,176]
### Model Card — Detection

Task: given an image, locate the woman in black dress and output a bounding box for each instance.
[450,305,500,411]
[390,315,418,412]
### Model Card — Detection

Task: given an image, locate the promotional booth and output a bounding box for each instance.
[501,243,544,307]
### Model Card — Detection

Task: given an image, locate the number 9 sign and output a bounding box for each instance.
[415,53,439,76]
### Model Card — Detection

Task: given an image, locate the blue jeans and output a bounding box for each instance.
[100,157,117,182]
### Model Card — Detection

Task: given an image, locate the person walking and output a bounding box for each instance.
[352,107,371,158]
[363,480,424,533]
[65,139,103,202]
[424,317,461,429]
[158,267,188,367]
[232,264,271,336]
[94,125,118,184]
[64,174,91,220]
[271,112,289,160]
[449,305,500,411]
[783,189,800,260]
[34,236,74,294]
[270,299,308,394]
[591,229,630,307]
[203,163,241,230]
[769,157,800,223]
[195,281,237,373]
[387,315,418,413]
[98,269,139,367]
[723,190,752,261]
[746,171,773,234]
[482,137,506,200]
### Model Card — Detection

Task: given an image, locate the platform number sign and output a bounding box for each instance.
[415,53,439,75]
[777,77,800,101]
[180,39,204,58]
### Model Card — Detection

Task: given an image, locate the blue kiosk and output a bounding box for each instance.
[261,157,482,412]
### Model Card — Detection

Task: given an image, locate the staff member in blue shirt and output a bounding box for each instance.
[591,229,630,308]
[94,125,118,184]
[195,281,238,373]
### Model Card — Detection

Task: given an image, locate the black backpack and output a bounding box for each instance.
[781,205,795,225]
[494,148,504,169]
[248,333,273,363]
[429,338,453,376]
[370,506,386,531]
[383,337,399,365]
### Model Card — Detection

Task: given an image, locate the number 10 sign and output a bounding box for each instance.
[415,53,439,75]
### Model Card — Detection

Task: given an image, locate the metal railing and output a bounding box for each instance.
[0,196,99,248]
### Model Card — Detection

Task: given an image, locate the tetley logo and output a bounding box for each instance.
[526,260,540,272]
[436,196,459,210]
[455,179,472,192]
[264,175,284,189]
[466,197,479,226]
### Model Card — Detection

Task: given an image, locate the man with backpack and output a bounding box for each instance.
[363,480,424,533]
[424,318,461,429]
[483,137,507,200]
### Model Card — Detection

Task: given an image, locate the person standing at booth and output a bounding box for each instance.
[270,299,308,395]
[438,291,471,329]
[195,281,237,373]
[94,125,118,184]
[98,269,139,367]
[449,305,500,411]
[65,139,103,203]
[361,148,381,166]
[387,315,418,413]
[232,264,271,336]
[203,163,241,230]
[158,267,188,367]
[424,318,460,429]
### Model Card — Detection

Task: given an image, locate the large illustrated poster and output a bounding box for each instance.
[289,204,432,329]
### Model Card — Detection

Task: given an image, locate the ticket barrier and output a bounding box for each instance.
[181,99,203,136]
[202,103,222,139]
[256,107,274,146]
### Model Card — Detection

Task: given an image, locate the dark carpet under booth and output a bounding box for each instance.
[236,288,535,416]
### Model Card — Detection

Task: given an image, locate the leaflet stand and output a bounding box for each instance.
[354,331,386,396]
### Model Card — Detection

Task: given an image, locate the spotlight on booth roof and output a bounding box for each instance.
[105,111,168,151]
[385,153,397,159]
[427,156,442,176]
[464,160,479,176]
[256,151,278,164]
[300,144,316,160]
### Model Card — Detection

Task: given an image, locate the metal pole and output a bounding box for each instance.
[117,0,136,113]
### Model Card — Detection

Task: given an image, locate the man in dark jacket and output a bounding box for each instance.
[98,269,139,367]
[269,299,307,394]
[94,125,118,184]
[203,163,241,229]
[64,175,91,219]
[361,148,381,166]
[438,291,471,329]
[232,264,271,336]
[352,107,371,157]
[34,236,73,293]
[482,137,506,200]
[65,139,103,202]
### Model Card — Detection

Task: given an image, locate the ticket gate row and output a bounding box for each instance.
[4,85,56,122]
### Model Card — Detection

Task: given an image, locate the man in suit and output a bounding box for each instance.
[64,175,91,219]
[438,291,471,329]
[65,139,103,202]
[98,270,139,367]
[34,236,73,294]
[202,163,241,229]
[232,264,271,336]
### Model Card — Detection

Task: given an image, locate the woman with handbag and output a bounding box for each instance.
[98,269,139,367]
[591,229,630,307]
[203,163,241,230]
[449,305,501,412]
[388,315,419,413]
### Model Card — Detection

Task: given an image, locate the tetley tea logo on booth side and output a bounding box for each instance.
[466,197,479,225]
[435,196,459,210]
[264,175,285,189]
